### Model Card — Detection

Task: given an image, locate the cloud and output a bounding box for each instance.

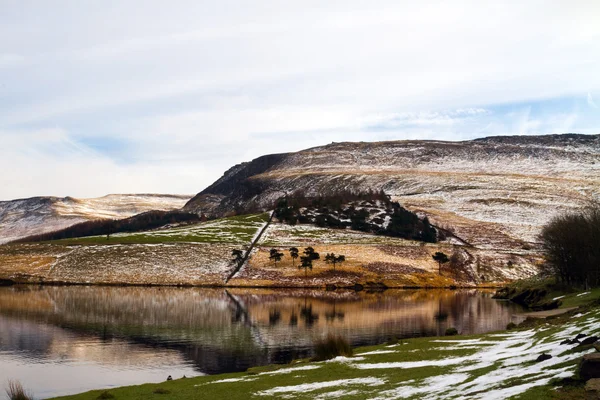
[588,93,598,109]
[1,0,600,199]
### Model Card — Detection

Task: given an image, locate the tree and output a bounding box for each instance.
[289,247,299,266]
[325,253,346,271]
[540,203,600,288]
[303,246,320,261]
[269,248,284,265]
[232,249,244,265]
[432,252,449,275]
[299,256,313,278]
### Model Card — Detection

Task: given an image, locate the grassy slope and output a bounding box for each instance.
[51,293,600,400]
[44,213,270,245]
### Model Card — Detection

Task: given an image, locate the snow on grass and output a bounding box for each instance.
[577,292,591,297]
[205,377,258,384]
[259,365,321,375]
[371,373,470,400]
[553,295,566,300]
[313,389,359,399]
[255,377,386,396]
[356,350,397,356]
[355,314,600,399]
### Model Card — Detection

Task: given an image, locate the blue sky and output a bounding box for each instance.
[1,0,599,200]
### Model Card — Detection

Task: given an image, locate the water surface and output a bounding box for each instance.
[0,286,523,399]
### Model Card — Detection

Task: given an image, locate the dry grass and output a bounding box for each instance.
[5,380,33,400]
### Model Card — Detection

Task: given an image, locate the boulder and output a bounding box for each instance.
[581,337,600,346]
[585,378,600,399]
[577,333,588,340]
[536,354,552,362]
[580,354,600,381]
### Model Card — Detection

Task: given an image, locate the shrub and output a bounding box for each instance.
[540,202,600,287]
[5,380,33,400]
[312,334,353,361]
[445,327,459,336]
[96,391,115,400]
[386,336,399,345]
[506,322,517,330]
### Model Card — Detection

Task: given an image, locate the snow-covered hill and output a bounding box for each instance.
[0,194,191,244]
[185,134,600,251]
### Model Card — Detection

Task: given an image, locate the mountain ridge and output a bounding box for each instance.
[184,133,600,251]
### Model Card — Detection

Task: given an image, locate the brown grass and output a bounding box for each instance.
[5,380,33,400]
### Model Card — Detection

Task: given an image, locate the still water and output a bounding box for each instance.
[0,286,523,399]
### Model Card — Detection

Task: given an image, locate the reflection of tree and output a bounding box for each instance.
[269,309,281,326]
[325,300,345,322]
[434,299,448,322]
[289,311,298,326]
[300,297,319,327]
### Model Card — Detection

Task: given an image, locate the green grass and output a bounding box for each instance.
[49,294,600,400]
[499,276,600,310]
[47,213,270,245]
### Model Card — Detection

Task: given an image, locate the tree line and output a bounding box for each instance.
[13,210,201,243]
[233,246,346,278]
[274,190,437,243]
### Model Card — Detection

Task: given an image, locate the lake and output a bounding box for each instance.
[0,286,523,399]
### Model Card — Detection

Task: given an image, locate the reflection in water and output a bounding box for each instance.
[0,286,523,399]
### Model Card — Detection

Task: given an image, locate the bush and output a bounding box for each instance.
[506,322,517,330]
[96,391,115,400]
[540,202,600,287]
[312,334,353,361]
[445,327,459,336]
[5,380,33,400]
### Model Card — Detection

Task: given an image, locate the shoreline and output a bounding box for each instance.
[0,278,506,290]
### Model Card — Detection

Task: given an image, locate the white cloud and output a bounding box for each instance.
[0,0,599,199]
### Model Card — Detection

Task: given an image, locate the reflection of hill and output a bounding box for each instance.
[0,286,522,374]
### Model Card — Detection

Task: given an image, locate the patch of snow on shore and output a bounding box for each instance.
[255,377,385,396]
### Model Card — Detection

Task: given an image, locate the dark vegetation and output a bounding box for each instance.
[493,280,565,310]
[312,334,353,361]
[5,380,33,400]
[274,190,438,243]
[539,202,600,288]
[268,248,284,265]
[495,202,600,310]
[14,210,200,243]
[432,251,449,275]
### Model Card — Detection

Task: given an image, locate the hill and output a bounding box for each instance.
[0,194,191,244]
[184,134,600,251]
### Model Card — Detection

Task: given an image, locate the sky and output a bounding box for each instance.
[1,0,599,200]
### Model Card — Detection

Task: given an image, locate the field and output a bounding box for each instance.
[48,213,270,245]
[0,214,270,285]
[226,222,540,287]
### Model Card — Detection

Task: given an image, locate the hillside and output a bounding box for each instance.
[185,134,600,251]
[0,194,191,244]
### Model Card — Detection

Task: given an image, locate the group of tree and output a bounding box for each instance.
[13,210,201,243]
[264,246,345,277]
[540,202,600,288]
[273,190,438,243]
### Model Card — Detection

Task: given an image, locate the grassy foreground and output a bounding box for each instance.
[51,297,600,400]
